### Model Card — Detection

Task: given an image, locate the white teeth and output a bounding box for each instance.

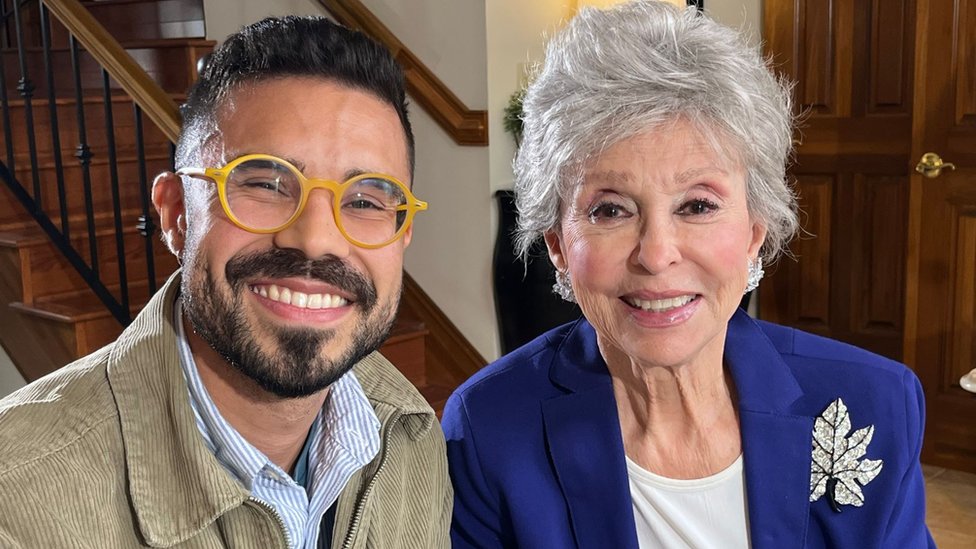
[250,283,349,310]
[627,295,695,312]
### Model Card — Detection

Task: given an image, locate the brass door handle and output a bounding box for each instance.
[915,152,956,178]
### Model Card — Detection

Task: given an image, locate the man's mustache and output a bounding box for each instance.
[224,248,378,311]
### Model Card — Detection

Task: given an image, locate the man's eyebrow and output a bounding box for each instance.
[343,168,369,180]
[225,153,391,182]
[226,151,306,172]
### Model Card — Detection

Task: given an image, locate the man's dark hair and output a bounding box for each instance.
[177,16,414,177]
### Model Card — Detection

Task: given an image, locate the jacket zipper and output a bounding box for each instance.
[248,496,292,548]
[340,410,404,549]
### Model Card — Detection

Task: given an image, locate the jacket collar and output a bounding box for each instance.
[352,352,435,440]
[106,271,435,547]
[543,312,811,549]
[542,320,640,549]
[725,309,812,549]
[107,273,246,547]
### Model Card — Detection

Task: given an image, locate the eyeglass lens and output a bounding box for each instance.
[224,158,408,245]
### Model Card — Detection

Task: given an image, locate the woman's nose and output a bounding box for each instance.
[634,220,682,274]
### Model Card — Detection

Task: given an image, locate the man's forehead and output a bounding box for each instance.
[197,78,410,180]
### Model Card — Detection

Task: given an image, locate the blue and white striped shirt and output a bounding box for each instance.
[174,298,381,548]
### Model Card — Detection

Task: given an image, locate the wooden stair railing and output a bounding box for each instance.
[42,0,178,141]
[317,0,489,146]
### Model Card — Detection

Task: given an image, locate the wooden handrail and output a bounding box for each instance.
[41,0,181,142]
[317,0,488,146]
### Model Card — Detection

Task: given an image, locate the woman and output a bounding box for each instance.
[442,2,934,548]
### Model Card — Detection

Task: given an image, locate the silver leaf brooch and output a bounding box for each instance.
[809,397,883,512]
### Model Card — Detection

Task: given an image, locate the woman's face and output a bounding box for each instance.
[546,120,766,369]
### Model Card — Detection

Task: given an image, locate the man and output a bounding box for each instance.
[0,16,450,548]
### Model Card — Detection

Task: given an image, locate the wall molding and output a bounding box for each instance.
[317,0,489,146]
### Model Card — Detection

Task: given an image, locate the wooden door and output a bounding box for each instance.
[904,0,976,473]
[761,0,917,361]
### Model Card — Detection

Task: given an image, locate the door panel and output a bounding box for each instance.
[905,0,976,472]
[761,0,916,361]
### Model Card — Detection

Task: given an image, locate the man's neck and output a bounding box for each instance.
[185,324,328,473]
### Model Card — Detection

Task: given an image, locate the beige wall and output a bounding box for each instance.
[707,0,763,46]
[203,0,324,41]
[0,349,24,397]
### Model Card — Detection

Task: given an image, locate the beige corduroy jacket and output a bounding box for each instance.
[0,273,451,548]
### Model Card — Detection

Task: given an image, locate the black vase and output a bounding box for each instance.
[493,190,581,355]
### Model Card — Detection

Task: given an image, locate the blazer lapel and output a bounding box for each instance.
[542,321,639,549]
[726,311,812,549]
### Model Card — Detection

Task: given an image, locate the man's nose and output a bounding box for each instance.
[272,188,352,259]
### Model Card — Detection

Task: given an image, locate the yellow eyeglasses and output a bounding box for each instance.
[177,154,427,249]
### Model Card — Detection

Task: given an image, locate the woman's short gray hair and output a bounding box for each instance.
[514,0,798,264]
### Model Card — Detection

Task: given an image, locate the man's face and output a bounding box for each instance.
[175,77,411,398]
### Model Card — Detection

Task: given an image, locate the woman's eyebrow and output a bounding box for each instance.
[674,166,728,186]
[584,170,633,186]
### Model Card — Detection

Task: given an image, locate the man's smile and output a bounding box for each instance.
[248,283,350,309]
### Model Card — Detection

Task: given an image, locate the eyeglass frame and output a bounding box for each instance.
[176,153,428,249]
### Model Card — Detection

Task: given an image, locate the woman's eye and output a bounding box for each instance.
[587,202,631,223]
[677,198,718,216]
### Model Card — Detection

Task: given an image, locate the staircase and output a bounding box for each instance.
[0,0,452,412]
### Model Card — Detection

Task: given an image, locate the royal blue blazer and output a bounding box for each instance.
[442,310,935,548]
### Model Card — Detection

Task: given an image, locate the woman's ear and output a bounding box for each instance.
[152,172,187,258]
[748,221,768,260]
[544,230,567,272]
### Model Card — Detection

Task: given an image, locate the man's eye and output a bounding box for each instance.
[587,202,630,222]
[240,178,293,197]
[677,198,718,216]
[344,196,386,210]
[243,180,281,191]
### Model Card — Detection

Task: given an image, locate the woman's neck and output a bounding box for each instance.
[601,337,742,479]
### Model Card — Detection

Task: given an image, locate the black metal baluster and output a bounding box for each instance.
[11,0,40,207]
[39,2,68,237]
[134,104,156,294]
[102,69,128,314]
[1,0,6,48]
[0,18,14,172]
[1,0,11,52]
[69,35,99,279]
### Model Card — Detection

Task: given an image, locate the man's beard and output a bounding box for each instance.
[181,248,399,398]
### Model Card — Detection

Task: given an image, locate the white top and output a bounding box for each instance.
[627,455,751,549]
